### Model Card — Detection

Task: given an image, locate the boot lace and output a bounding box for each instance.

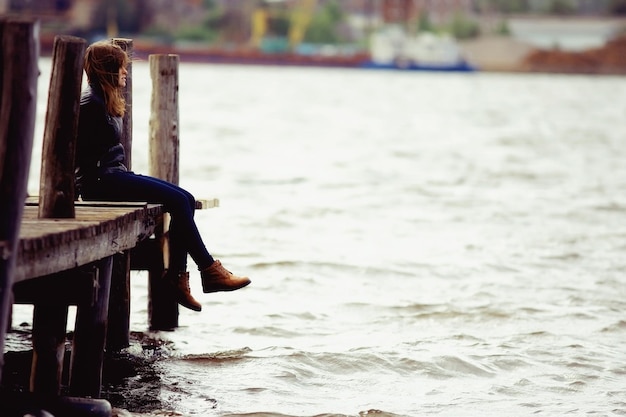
[178,272,191,292]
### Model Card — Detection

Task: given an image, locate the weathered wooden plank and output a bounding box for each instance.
[14,204,162,282]
[19,204,159,232]
[28,196,219,210]
[26,196,151,208]
[198,198,220,209]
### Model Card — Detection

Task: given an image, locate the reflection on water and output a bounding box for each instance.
[9,60,626,416]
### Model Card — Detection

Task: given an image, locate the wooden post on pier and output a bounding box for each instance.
[31,35,85,397]
[38,35,85,217]
[0,18,39,386]
[106,38,134,350]
[147,54,181,330]
[150,54,180,185]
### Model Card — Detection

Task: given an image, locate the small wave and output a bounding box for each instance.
[125,331,179,358]
[3,327,33,352]
[112,409,187,416]
[541,252,582,261]
[232,325,303,338]
[388,302,513,321]
[600,320,626,333]
[179,347,253,363]
[237,176,309,186]
[591,202,626,212]
[222,410,408,417]
[249,259,372,273]
[485,262,523,273]
[433,355,496,378]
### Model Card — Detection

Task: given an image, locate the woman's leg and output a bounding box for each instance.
[83,172,250,299]
[81,172,214,272]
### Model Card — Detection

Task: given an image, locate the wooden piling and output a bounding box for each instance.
[38,36,85,219]
[30,304,68,396]
[107,38,134,350]
[147,54,182,330]
[0,18,40,385]
[69,257,113,397]
[105,251,131,351]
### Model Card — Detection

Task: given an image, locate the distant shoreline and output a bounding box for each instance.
[39,32,626,75]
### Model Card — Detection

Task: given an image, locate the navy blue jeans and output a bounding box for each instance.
[81,172,214,272]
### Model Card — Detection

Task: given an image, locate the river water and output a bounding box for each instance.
[11,59,626,416]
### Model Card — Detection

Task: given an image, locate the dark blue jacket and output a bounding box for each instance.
[75,83,128,195]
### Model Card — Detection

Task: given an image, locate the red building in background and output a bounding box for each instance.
[381,0,474,25]
[382,0,417,23]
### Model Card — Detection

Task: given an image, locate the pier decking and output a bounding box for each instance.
[14,200,162,283]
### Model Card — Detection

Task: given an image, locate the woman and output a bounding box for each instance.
[75,40,250,312]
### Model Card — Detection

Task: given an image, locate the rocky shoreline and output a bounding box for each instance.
[1,338,184,417]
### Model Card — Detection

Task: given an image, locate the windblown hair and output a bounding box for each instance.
[84,40,130,117]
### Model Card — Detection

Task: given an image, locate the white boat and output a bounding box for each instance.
[363,26,475,72]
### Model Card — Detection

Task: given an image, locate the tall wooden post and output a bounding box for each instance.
[107,38,134,350]
[31,35,85,397]
[148,54,181,330]
[38,35,85,217]
[150,54,180,185]
[0,18,39,386]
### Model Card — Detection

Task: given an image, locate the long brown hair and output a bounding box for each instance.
[84,40,129,117]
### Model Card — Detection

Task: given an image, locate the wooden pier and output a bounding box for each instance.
[1,18,200,416]
[10,202,162,414]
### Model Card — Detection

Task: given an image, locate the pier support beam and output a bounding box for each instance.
[30,304,69,396]
[69,257,113,398]
[0,18,39,386]
[147,54,182,331]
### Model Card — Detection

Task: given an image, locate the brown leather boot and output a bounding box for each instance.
[164,270,202,312]
[201,260,251,293]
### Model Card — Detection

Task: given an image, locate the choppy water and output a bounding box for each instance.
[11,59,626,416]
